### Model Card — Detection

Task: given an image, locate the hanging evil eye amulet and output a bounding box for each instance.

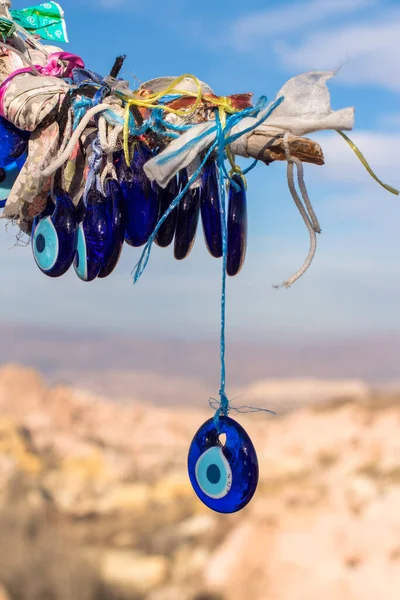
[74,179,125,281]
[32,191,77,278]
[187,416,259,513]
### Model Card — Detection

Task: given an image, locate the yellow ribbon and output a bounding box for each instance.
[121,74,245,164]
[336,130,399,196]
[122,74,202,163]
[217,106,247,187]
[123,105,131,165]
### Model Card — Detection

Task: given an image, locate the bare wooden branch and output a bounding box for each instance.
[245,126,325,166]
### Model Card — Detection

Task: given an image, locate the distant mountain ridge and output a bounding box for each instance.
[0,322,399,406]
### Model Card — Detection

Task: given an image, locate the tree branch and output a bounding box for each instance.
[245,125,324,166]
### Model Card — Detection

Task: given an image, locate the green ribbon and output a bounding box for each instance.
[11,2,69,43]
[0,17,16,42]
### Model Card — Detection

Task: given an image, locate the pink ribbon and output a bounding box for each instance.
[37,52,85,78]
[0,52,85,118]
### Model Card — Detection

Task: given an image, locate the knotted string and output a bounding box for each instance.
[214,109,229,427]
[212,111,276,430]
[83,136,103,203]
[273,132,322,289]
[154,96,276,170]
[132,140,219,282]
[131,100,282,429]
[132,97,284,284]
[72,96,92,130]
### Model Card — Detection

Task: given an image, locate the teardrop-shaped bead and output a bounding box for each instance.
[74,186,108,282]
[0,117,29,168]
[121,145,160,247]
[154,176,179,248]
[174,171,201,261]
[227,174,247,277]
[98,179,126,279]
[201,161,222,258]
[32,191,76,278]
[114,150,133,185]
[188,416,259,513]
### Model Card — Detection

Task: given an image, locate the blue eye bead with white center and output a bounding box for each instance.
[74,187,108,282]
[31,191,77,278]
[187,416,259,514]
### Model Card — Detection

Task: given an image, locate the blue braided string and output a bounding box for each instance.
[154,96,270,168]
[213,109,229,429]
[72,97,93,130]
[132,94,284,284]
[132,140,218,283]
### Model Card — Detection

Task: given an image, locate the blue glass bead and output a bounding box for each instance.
[0,117,29,168]
[71,68,104,85]
[154,176,178,248]
[114,150,132,185]
[174,171,201,261]
[122,145,160,247]
[98,179,126,279]
[74,185,110,282]
[0,152,27,208]
[201,161,222,258]
[227,174,248,277]
[188,416,259,514]
[32,191,76,278]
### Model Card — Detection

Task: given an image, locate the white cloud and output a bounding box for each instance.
[379,113,400,128]
[276,12,400,92]
[224,1,400,94]
[229,0,377,51]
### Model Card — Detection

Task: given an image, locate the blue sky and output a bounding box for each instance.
[1,0,400,341]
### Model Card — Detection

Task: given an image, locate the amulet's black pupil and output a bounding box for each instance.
[207,464,221,484]
[35,234,45,253]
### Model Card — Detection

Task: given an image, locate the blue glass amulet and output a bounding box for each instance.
[188,416,259,513]
[32,191,76,278]
[98,179,126,279]
[74,186,109,282]
[227,174,248,277]
[0,152,27,208]
[201,161,222,258]
[122,145,160,247]
[0,117,29,168]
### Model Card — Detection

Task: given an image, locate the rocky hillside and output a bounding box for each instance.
[1,364,400,599]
